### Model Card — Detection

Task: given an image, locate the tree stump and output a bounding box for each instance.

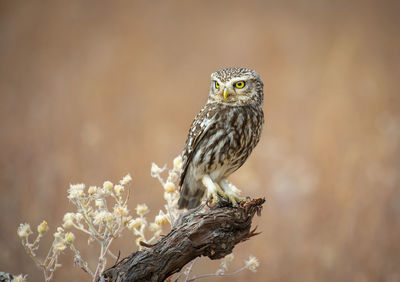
[100,198,265,282]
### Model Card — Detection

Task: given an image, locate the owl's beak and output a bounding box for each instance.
[223,88,228,100]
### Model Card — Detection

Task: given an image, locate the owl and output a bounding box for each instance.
[178,67,264,209]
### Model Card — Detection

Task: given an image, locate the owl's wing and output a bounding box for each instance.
[179,103,217,187]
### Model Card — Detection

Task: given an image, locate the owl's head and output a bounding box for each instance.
[208,67,263,106]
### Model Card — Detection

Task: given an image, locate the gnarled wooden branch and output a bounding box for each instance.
[100,198,265,282]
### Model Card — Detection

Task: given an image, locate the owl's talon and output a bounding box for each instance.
[217,189,228,200]
[227,194,245,207]
[206,200,213,207]
[229,197,238,207]
[219,179,245,207]
[206,187,224,205]
[202,176,246,207]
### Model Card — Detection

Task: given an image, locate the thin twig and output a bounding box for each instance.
[184,257,198,282]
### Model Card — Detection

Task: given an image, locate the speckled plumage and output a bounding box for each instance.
[178,67,264,209]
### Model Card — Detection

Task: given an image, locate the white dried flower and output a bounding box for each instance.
[163,192,172,202]
[53,227,65,239]
[37,220,49,235]
[245,256,259,272]
[93,210,104,225]
[88,186,98,195]
[114,205,129,217]
[168,171,179,182]
[74,213,84,223]
[135,204,149,216]
[93,210,113,225]
[149,222,161,233]
[95,199,104,208]
[53,241,66,252]
[155,211,168,226]
[173,155,183,170]
[103,181,113,192]
[63,212,75,221]
[164,182,176,193]
[65,232,75,244]
[17,223,32,238]
[122,215,132,225]
[63,212,75,228]
[105,212,114,223]
[120,173,132,185]
[150,163,163,176]
[127,218,146,230]
[67,183,85,200]
[114,184,124,196]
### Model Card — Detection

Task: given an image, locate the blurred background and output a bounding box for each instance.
[1,1,399,281]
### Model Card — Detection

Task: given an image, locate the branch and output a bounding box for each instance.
[100,198,265,282]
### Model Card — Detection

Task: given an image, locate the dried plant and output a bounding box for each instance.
[17,156,259,281]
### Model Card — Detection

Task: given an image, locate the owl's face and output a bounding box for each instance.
[208,67,263,106]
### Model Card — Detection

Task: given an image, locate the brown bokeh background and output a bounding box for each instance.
[1,1,399,281]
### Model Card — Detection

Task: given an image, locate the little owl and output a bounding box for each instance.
[178,67,264,209]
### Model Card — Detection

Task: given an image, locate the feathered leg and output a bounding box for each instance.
[219,179,245,207]
[202,174,226,204]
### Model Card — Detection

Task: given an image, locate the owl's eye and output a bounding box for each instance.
[215,81,220,89]
[234,81,246,89]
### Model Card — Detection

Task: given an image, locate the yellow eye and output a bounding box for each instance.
[234,81,245,89]
[215,81,220,89]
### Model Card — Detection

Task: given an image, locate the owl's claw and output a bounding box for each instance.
[224,191,245,207]
[206,183,226,204]
[202,175,245,207]
[220,179,245,207]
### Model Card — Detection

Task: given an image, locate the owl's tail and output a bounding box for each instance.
[178,179,205,209]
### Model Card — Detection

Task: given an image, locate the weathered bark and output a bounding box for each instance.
[100,198,265,282]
